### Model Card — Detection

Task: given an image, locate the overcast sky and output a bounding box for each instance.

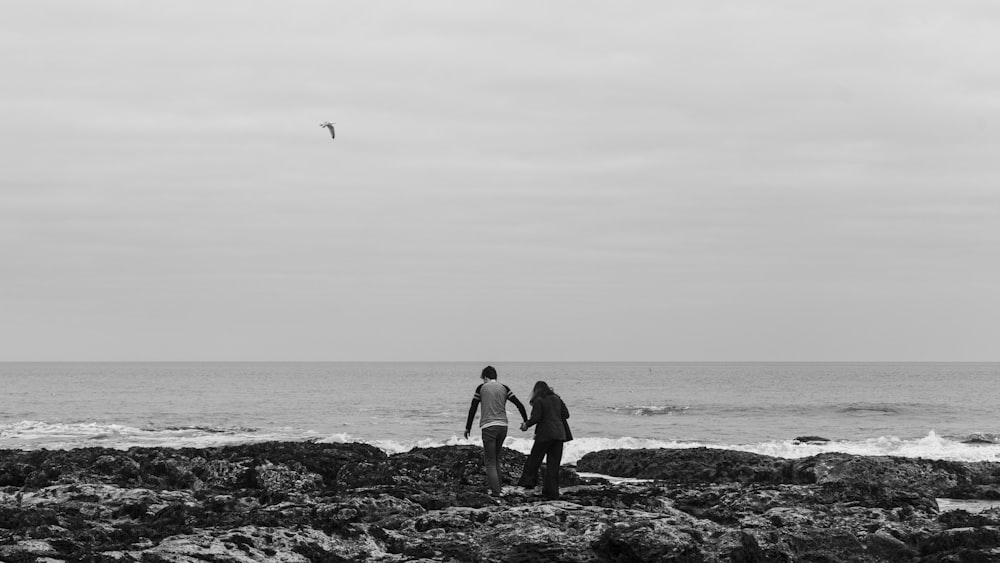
[2,2,999,361]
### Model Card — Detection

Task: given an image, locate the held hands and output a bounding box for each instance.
[520,422,528,432]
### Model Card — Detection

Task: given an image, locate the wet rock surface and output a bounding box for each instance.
[0,443,998,561]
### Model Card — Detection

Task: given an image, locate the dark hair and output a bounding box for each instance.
[481,365,498,380]
[531,380,553,401]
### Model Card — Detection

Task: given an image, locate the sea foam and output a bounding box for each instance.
[3,421,999,464]
[366,430,1000,464]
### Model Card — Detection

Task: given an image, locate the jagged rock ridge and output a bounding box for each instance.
[1,443,999,561]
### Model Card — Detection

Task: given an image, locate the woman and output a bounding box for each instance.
[517,380,571,500]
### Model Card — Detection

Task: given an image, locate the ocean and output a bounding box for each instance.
[1,362,998,464]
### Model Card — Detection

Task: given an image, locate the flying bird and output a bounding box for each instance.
[319,121,335,139]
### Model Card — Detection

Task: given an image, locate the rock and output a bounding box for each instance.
[253,460,324,500]
[577,447,797,484]
[2,443,1000,561]
[866,528,919,560]
[792,435,830,444]
[593,519,705,562]
[913,526,1000,563]
[0,539,60,559]
[580,447,1000,502]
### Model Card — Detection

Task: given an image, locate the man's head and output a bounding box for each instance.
[481,365,498,380]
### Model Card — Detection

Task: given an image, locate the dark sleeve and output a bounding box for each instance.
[524,398,542,429]
[465,399,480,431]
[507,389,528,422]
[561,397,569,420]
[465,384,483,431]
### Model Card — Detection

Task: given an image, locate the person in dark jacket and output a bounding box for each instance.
[517,380,570,499]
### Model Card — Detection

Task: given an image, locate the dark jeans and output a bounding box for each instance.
[517,438,564,499]
[481,425,508,495]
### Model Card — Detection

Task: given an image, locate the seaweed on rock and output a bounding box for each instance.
[2,443,1000,561]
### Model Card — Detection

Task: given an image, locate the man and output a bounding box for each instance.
[464,365,528,497]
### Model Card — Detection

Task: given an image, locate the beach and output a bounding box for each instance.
[3,441,1000,561]
[3,362,1000,560]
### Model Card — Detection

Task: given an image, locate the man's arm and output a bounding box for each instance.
[464,384,484,439]
[464,398,480,439]
[508,394,528,423]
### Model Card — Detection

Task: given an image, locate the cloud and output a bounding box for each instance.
[2,1,999,359]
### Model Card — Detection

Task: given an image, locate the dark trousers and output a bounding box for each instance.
[481,425,508,495]
[517,438,564,499]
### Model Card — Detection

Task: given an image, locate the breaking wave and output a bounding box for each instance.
[838,403,903,415]
[609,404,689,416]
[3,422,998,465]
[0,420,287,450]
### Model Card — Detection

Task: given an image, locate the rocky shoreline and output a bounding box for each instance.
[2,442,1000,562]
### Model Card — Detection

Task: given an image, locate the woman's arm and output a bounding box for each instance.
[523,398,543,430]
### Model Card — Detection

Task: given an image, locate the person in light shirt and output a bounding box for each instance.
[464,365,528,498]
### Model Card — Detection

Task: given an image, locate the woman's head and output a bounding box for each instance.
[531,380,553,401]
